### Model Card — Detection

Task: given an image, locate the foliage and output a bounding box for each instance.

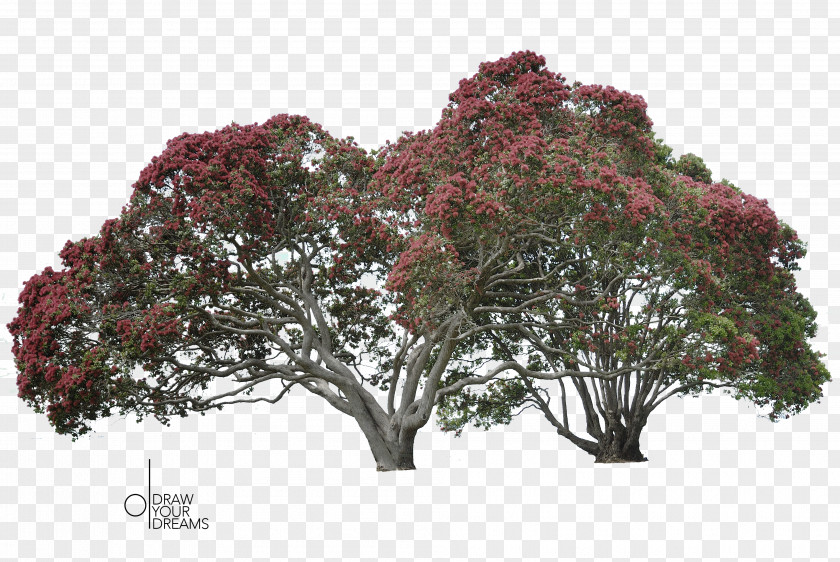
[10,114,392,439]
[416,52,830,455]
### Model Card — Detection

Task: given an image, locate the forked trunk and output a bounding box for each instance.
[592,421,648,463]
[352,408,418,471]
[593,436,648,463]
[341,386,419,471]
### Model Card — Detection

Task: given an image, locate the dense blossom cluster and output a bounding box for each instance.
[8,51,829,466]
[10,113,385,437]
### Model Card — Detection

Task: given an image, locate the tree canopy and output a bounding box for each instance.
[425,52,830,462]
[9,51,830,467]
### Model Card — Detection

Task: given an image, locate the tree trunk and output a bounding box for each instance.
[593,437,648,463]
[351,409,417,471]
[373,431,416,472]
[592,421,648,463]
[338,385,419,471]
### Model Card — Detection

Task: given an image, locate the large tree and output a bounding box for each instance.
[8,113,495,471]
[423,52,831,462]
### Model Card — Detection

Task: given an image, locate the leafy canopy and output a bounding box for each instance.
[9,51,830,455]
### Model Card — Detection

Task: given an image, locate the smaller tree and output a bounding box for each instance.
[433,53,831,463]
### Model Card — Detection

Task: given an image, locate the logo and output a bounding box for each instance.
[124,459,211,530]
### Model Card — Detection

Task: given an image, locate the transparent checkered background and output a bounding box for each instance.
[1,1,838,561]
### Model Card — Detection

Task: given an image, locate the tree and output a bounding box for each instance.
[10,51,831,468]
[378,51,829,463]
[7,113,498,471]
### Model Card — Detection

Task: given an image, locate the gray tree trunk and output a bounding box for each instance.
[350,405,418,471]
[372,430,417,471]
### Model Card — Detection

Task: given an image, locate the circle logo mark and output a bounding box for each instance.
[124,493,147,517]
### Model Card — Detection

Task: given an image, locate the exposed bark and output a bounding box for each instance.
[336,384,419,471]
[575,384,650,463]
[374,430,417,471]
[524,372,651,463]
[592,419,648,463]
[355,414,417,471]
